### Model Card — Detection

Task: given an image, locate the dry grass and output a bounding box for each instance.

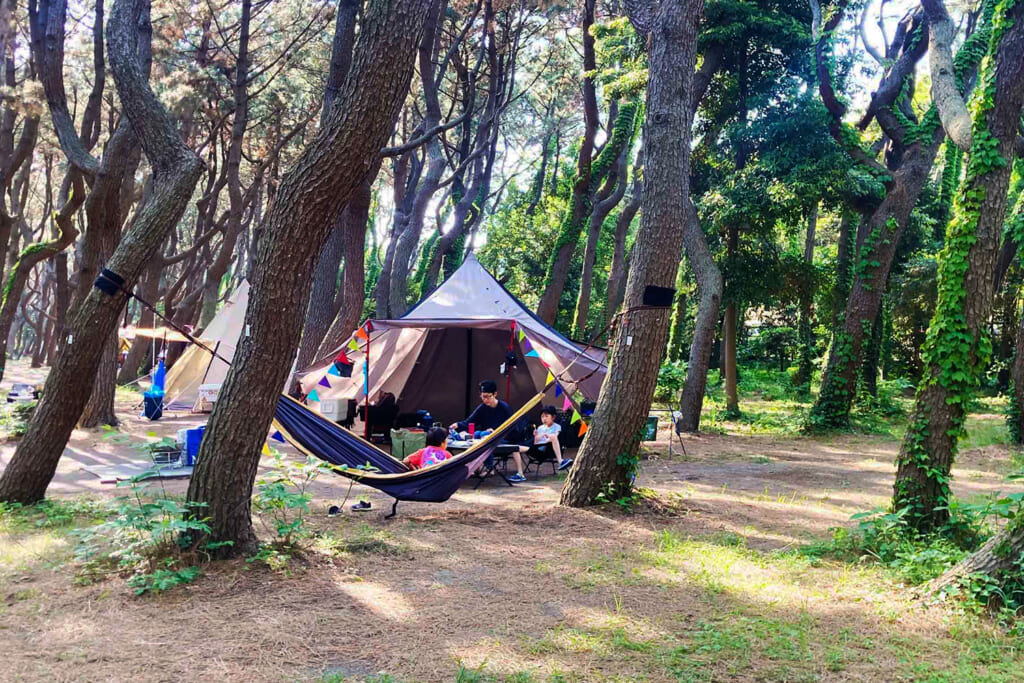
[1,360,1024,682]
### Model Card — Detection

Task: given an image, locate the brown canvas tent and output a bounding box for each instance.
[164,281,250,410]
[298,255,606,426]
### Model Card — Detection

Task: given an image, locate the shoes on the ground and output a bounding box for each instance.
[557,458,574,471]
[508,472,527,483]
[351,500,372,512]
[327,505,341,517]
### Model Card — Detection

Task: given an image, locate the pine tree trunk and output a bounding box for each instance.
[1011,312,1024,444]
[677,199,722,432]
[860,307,883,398]
[185,0,431,554]
[809,140,941,428]
[893,3,1024,532]
[561,0,705,506]
[116,258,160,383]
[536,0,598,325]
[605,153,642,325]
[317,176,374,359]
[80,333,119,427]
[0,0,203,504]
[295,222,345,369]
[796,204,817,388]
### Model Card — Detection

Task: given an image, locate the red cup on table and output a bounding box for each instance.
[468,423,475,439]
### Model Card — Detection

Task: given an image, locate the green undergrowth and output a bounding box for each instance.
[804,494,1024,623]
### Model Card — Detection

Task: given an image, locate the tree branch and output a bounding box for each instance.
[922,0,972,150]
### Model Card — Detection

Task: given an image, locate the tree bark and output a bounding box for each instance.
[536,0,598,325]
[561,0,705,506]
[198,0,252,329]
[796,203,818,388]
[317,175,375,359]
[185,0,431,554]
[605,154,642,325]
[893,1,1024,532]
[573,104,637,338]
[677,199,722,432]
[0,0,203,504]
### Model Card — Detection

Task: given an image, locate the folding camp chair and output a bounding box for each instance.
[523,443,558,479]
[470,444,519,488]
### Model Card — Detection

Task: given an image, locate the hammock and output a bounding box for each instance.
[272,391,545,512]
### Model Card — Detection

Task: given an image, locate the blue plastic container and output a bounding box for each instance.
[184,426,205,466]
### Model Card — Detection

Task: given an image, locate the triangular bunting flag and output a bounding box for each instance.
[262,443,273,455]
[355,327,369,341]
[545,370,554,385]
[307,388,321,402]
[318,376,331,388]
[517,328,526,341]
[563,396,572,410]
[522,337,532,351]
[578,421,589,437]
[525,349,540,358]
[571,410,581,424]
[271,431,285,443]
[327,364,341,377]
[347,338,360,351]
[555,384,563,397]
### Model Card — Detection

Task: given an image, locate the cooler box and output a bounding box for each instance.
[319,399,341,420]
[142,392,163,420]
[184,426,205,466]
[195,384,220,412]
[390,428,426,459]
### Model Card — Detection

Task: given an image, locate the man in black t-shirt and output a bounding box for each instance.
[450,380,512,433]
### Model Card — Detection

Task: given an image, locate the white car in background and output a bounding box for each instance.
[6,383,40,403]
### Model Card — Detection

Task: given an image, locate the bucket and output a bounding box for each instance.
[184,426,205,466]
[642,416,658,441]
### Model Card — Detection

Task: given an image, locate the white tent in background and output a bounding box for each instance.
[164,281,249,410]
[298,254,607,426]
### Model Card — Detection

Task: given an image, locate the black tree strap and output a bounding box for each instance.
[95,268,233,367]
[93,268,126,297]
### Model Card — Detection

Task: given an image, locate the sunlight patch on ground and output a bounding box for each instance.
[331,576,415,621]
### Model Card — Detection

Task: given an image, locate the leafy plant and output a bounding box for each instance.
[72,474,221,595]
[251,450,329,545]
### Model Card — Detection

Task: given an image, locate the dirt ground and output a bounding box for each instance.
[2,360,1023,682]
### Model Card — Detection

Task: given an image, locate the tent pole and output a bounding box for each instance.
[465,328,473,417]
[199,341,221,386]
[506,322,514,400]
[364,329,371,440]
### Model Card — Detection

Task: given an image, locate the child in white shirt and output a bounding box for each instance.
[509,405,573,482]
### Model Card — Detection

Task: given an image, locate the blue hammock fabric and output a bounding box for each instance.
[272,393,544,503]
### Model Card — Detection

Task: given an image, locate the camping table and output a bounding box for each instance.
[448,439,519,488]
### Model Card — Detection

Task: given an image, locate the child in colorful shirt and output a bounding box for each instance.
[403,427,453,469]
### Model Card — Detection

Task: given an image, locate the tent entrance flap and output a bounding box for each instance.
[465,328,472,417]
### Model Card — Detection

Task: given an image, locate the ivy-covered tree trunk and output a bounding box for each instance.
[0,0,203,504]
[893,0,1024,532]
[859,306,883,398]
[536,0,597,325]
[605,152,642,326]
[1009,305,1024,444]
[185,0,430,554]
[561,0,704,506]
[573,103,637,337]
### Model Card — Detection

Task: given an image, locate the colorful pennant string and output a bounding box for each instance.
[563,396,572,410]
[271,431,285,443]
[525,349,540,358]
[347,339,360,351]
[555,384,563,397]
[578,421,589,437]
[307,388,320,402]
[327,364,341,377]
[570,410,581,424]
[318,376,331,388]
